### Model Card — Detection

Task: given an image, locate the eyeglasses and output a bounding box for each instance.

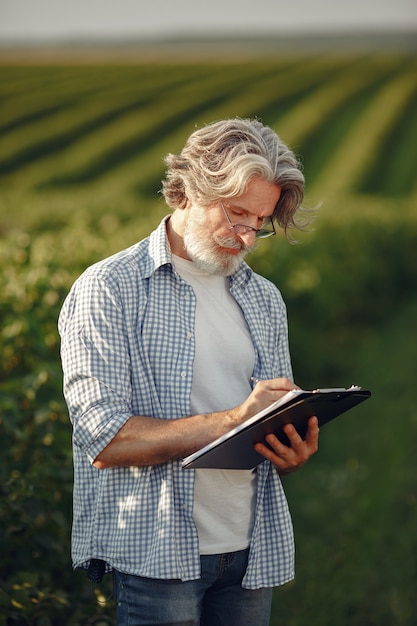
[220,201,276,239]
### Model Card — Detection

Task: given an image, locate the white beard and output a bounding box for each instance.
[183,208,256,276]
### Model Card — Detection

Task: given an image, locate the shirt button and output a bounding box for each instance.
[180,372,187,378]
[186,332,193,339]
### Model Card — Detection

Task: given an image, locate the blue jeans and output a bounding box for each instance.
[113,548,273,626]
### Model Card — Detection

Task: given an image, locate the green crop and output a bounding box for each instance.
[1,48,416,625]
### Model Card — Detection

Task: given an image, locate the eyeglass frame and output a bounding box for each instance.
[220,201,276,239]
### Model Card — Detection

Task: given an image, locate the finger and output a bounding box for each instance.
[265,428,313,466]
[269,377,300,391]
[257,433,296,464]
[253,377,300,392]
[254,438,303,475]
[254,440,289,467]
[282,423,304,449]
[305,416,320,451]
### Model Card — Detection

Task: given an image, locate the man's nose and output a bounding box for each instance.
[238,229,257,246]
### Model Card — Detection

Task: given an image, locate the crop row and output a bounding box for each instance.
[0,52,416,235]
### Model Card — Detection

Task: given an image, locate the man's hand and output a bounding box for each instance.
[254,416,319,474]
[237,377,300,421]
[93,377,314,470]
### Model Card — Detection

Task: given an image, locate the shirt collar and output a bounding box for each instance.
[147,215,253,288]
[143,216,174,277]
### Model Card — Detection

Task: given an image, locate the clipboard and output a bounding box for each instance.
[182,386,371,470]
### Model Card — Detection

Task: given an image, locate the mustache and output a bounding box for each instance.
[216,235,256,254]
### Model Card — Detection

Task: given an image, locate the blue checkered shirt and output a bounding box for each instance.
[58,217,295,589]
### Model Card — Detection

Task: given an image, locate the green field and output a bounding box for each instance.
[1,44,417,625]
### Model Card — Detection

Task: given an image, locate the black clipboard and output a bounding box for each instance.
[182,387,371,470]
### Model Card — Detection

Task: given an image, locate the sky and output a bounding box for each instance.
[0,0,416,43]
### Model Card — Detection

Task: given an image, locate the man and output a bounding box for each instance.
[59,118,319,626]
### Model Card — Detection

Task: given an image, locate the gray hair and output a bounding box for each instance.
[161,118,311,234]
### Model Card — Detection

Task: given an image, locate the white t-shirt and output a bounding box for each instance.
[172,255,257,554]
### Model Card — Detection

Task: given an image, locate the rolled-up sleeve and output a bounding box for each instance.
[59,269,133,463]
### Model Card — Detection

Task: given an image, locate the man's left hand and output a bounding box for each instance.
[254,416,319,474]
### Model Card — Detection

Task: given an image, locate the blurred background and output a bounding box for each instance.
[0,1,416,624]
